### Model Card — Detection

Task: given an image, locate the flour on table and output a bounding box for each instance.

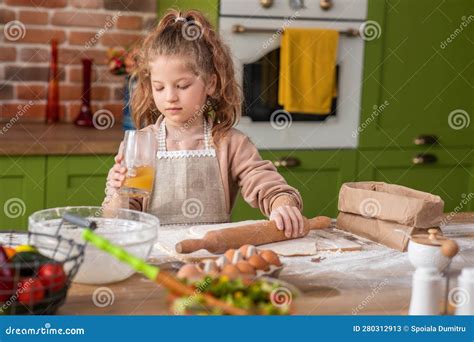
[152,220,363,259]
[148,222,474,295]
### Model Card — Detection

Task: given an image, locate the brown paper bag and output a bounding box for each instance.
[336,212,427,251]
[338,182,444,228]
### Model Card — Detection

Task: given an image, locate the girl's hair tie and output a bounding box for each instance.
[174,16,186,23]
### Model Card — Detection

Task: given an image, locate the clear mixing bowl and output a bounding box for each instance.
[28,206,159,284]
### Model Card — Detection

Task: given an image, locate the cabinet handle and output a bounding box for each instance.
[320,0,333,10]
[412,153,438,165]
[414,135,438,146]
[273,157,301,168]
[260,0,273,8]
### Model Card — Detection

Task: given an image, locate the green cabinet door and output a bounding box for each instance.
[360,0,473,148]
[0,156,45,230]
[46,155,114,208]
[357,148,474,213]
[231,150,357,221]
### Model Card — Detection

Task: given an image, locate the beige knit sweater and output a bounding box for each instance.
[104,116,303,218]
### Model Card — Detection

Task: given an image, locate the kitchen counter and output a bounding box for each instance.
[59,213,474,315]
[0,123,123,155]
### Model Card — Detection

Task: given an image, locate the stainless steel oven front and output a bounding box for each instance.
[219,0,368,149]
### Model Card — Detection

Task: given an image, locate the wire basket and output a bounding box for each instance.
[0,214,90,315]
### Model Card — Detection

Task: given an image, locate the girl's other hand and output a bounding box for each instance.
[106,154,127,191]
[269,205,305,238]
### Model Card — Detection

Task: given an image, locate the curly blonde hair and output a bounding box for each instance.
[130,9,241,144]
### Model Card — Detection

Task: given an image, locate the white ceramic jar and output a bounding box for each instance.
[407,239,451,271]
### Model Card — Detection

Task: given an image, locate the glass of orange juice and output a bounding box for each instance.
[120,130,156,198]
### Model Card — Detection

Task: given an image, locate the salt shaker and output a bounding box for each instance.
[409,267,443,315]
[455,268,474,315]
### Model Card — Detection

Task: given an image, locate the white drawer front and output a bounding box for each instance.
[220,0,367,21]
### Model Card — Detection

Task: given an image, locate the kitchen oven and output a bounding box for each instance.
[219,0,368,149]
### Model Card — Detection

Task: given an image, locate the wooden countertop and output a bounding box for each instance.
[59,213,474,316]
[0,123,123,155]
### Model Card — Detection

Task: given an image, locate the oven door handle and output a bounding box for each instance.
[273,157,301,168]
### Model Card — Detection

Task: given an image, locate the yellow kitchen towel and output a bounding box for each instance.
[278,28,339,114]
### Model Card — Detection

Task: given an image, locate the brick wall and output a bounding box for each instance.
[0,0,157,123]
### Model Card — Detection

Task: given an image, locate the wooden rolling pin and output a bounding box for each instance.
[175,216,331,254]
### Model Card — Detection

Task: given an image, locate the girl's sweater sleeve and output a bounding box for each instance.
[229,133,303,217]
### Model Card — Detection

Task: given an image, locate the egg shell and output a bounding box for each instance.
[235,261,256,276]
[177,264,203,280]
[247,254,270,271]
[221,264,240,279]
[260,250,282,266]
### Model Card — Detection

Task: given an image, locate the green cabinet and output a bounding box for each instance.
[46,156,114,208]
[0,155,113,230]
[357,148,474,212]
[360,0,473,148]
[0,157,45,230]
[231,150,357,221]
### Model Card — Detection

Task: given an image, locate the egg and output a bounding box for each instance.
[201,260,219,276]
[247,254,270,271]
[239,245,257,258]
[221,264,240,279]
[238,244,250,255]
[224,249,236,262]
[260,250,282,267]
[235,261,256,276]
[177,264,203,280]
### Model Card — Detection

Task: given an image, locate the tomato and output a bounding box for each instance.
[17,278,45,304]
[38,263,66,292]
[0,246,14,301]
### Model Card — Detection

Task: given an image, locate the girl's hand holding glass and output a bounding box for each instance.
[119,130,156,198]
[106,154,127,191]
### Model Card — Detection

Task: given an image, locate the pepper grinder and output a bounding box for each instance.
[455,268,474,315]
[409,267,443,315]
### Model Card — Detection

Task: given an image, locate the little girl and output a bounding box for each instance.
[104,9,305,238]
